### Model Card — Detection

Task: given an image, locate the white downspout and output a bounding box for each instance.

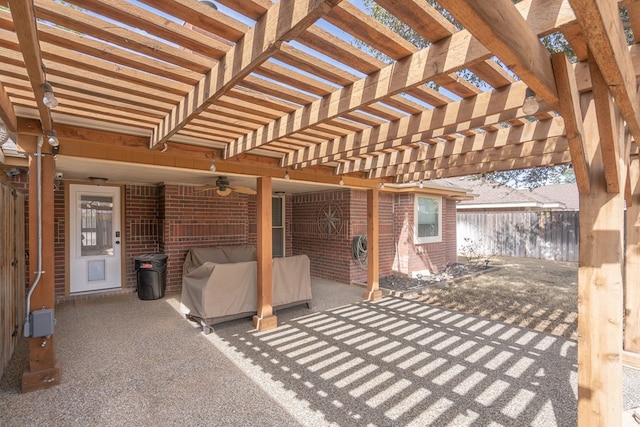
[24,136,44,337]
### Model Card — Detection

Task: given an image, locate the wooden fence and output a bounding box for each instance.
[1,182,25,379]
[457,211,579,262]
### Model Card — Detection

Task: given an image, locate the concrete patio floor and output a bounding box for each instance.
[1,278,639,426]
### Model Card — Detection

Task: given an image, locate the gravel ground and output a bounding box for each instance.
[1,275,638,426]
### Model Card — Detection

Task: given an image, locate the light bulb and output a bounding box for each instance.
[339,176,344,186]
[42,82,58,109]
[380,182,385,189]
[522,87,539,115]
[47,130,59,147]
[209,159,216,172]
[419,180,424,189]
[285,171,290,180]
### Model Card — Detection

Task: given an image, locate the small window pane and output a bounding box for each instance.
[272,197,283,227]
[80,195,114,256]
[417,197,439,238]
[272,228,284,257]
[415,196,442,244]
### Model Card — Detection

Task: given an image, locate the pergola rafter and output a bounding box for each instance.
[149,0,345,148]
[224,0,574,160]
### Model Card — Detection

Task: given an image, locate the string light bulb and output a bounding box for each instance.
[419,180,424,189]
[284,170,290,180]
[522,87,539,115]
[339,176,344,186]
[47,130,59,147]
[42,82,59,109]
[209,159,216,172]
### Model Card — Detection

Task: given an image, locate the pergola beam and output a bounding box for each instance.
[343,117,565,177]
[570,0,640,146]
[150,0,343,148]
[287,82,540,169]
[7,0,52,132]
[225,0,574,159]
[387,137,568,178]
[0,81,17,132]
[398,151,572,182]
[551,52,591,194]
[289,43,640,171]
[436,0,559,110]
[589,51,624,193]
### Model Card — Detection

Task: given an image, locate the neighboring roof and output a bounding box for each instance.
[530,183,580,210]
[433,177,578,210]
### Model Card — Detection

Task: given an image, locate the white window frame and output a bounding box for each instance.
[414,195,442,244]
[272,196,286,257]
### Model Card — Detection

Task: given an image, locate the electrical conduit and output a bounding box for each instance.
[24,136,43,337]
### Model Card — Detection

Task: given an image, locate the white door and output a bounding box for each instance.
[69,184,122,293]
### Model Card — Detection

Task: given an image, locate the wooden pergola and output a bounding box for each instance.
[1,0,639,424]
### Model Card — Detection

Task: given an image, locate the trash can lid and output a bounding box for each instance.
[134,254,168,261]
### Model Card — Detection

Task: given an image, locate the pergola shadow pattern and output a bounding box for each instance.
[217,297,578,426]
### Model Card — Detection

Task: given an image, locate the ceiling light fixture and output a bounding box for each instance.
[209,159,216,172]
[47,130,59,147]
[42,82,59,109]
[522,87,539,115]
[285,170,290,180]
[89,176,108,186]
[419,180,424,189]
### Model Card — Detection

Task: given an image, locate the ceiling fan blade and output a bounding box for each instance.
[195,185,218,193]
[216,187,233,197]
[232,185,257,195]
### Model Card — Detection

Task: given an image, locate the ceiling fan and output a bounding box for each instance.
[197,176,257,197]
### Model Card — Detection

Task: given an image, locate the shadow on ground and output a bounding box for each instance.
[215,297,578,426]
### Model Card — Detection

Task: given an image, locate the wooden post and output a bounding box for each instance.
[364,188,382,301]
[22,135,61,392]
[252,176,277,331]
[625,157,640,353]
[577,88,624,424]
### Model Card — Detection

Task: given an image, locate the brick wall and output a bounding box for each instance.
[54,185,65,296]
[291,190,352,283]
[392,194,457,276]
[291,189,396,284]
[125,185,160,290]
[159,185,252,293]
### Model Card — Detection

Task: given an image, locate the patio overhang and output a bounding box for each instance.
[0,0,639,424]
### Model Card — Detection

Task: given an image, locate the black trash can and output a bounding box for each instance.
[134,254,168,300]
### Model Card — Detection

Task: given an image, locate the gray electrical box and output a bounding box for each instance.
[30,308,55,338]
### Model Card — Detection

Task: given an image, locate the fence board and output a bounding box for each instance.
[457,210,579,262]
[1,182,25,379]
